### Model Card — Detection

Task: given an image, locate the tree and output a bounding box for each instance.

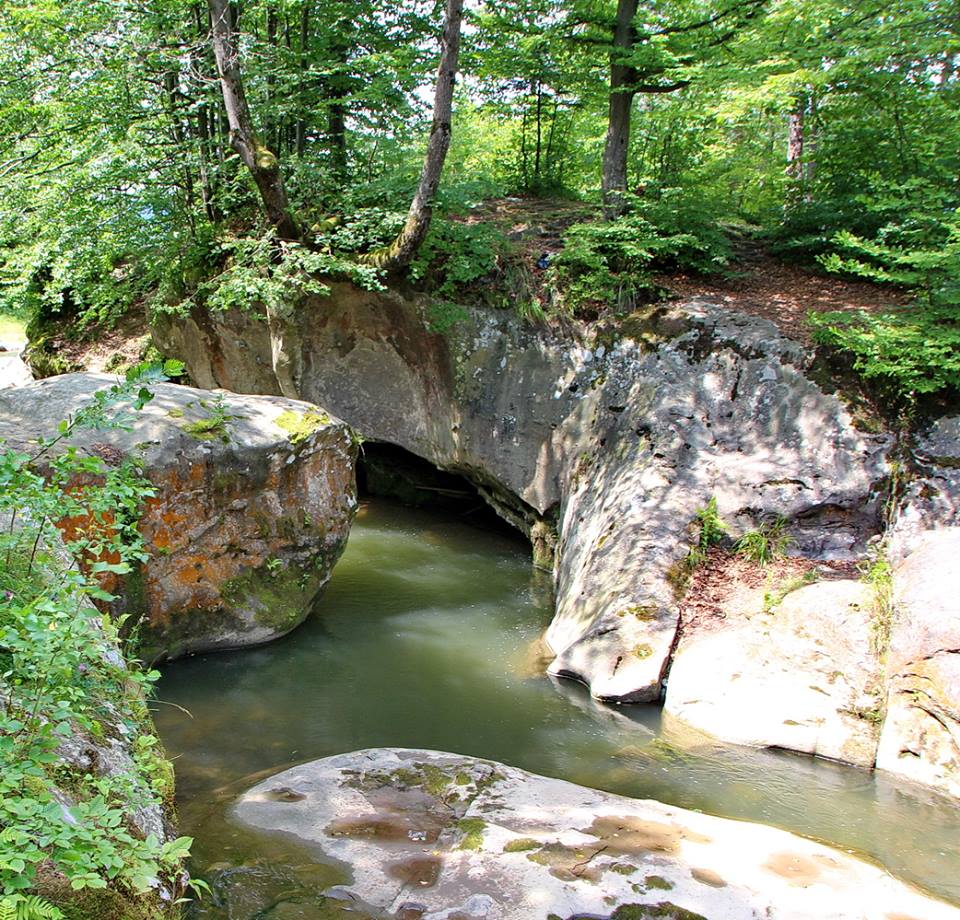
[208,0,300,240]
[597,0,767,217]
[360,0,465,270]
[600,0,639,217]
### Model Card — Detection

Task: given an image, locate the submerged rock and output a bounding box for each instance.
[155,290,890,702]
[0,373,357,659]
[877,529,960,798]
[233,748,959,920]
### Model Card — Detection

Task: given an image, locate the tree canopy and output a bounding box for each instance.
[0,0,956,395]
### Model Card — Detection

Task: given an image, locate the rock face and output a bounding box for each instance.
[0,373,357,659]
[877,530,960,797]
[664,580,884,767]
[154,289,890,701]
[233,748,958,920]
[889,416,960,563]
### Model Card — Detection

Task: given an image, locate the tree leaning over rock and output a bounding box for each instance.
[359,0,464,271]
[208,0,301,241]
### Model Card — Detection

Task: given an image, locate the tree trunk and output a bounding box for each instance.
[207,0,300,240]
[295,4,309,158]
[601,0,638,219]
[359,0,464,270]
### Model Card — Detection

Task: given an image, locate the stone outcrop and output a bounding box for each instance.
[0,373,357,659]
[889,416,960,563]
[877,529,960,798]
[232,747,959,920]
[664,579,884,767]
[155,289,891,701]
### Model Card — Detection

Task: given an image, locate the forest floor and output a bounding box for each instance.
[676,547,861,643]
[471,197,906,347]
[655,244,907,347]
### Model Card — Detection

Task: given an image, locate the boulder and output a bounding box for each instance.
[876,529,960,797]
[0,373,357,659]
[154,290,891,700]
[664,580,884,766]
[232,748,959,920]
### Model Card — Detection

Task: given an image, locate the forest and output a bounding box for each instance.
[0,0,957,398]
[3,2,960,918]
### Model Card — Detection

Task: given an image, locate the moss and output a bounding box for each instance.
[644,875,674,891]
[633,643,654,659]
[50,885,173,920]
[609,862,639,875]
[275,409,330,444]
[182,416,227,441]
[455,771,472,785]
[420,763,454,796]
[618,605,657,621]
[456,817,486,850]
[611,904,706,920]
[503,837,542,853]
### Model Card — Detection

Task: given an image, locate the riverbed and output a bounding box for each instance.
[155,500,960,915]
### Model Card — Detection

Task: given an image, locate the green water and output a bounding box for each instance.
[155,500,960,914]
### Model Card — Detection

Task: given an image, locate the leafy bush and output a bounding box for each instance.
[545,190,730,316]
[409,218,505,297]
[156,233,384,317]
[0,363,192,899]
[808,180,960,397]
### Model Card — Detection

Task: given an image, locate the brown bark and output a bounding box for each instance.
[359,0,464,270]
[207,0,300,241]
[601,0,639,218]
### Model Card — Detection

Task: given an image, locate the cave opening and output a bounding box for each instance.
[355,441,519,538]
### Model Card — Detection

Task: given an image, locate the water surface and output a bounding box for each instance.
[155,501,960,913]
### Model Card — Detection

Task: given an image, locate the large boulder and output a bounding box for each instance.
[0,373,357,659]
[232,748,958,920]
[154,290,891,700]
[664,579,883,766]
[876,530,960,797]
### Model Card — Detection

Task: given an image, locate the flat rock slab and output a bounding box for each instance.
[234,748,957,920]
[664,580,883,766]
[0,373,357,658]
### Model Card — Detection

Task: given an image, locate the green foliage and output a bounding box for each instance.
[410,219,505,297]
[0,895,63,920]
[180,394,238,443]
[809,187,960,396]
[0,366,191,900]
[692,497,728,559]
[159,234,384,318]
[545,193,730,316]
[735,517,791,566]
[860,545,893,656]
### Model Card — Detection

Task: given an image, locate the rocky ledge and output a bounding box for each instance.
[232,748,959,920]
[0,373,358,659]
[154,291,891,701]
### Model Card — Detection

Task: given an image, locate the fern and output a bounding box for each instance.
[0,895,65,920]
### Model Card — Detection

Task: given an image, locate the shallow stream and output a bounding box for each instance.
[155,501,960,916]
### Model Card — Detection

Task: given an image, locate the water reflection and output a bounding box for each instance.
[155,500,960,910]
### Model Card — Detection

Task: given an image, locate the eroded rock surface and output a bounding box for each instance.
[890,416,960,563]
[877,530,960,797]
[0,373,357,658]
[155,290,890,701]
[664,579,884,766]
[233,748,958,920]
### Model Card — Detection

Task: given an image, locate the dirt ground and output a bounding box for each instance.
[676,547,861,643]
